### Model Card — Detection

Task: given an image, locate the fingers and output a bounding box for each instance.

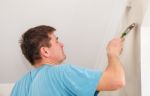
[108,37,124,55]
[121,37,125,42]
[120,47,123,54]
[120,38,124,54]
[113,37,125,45]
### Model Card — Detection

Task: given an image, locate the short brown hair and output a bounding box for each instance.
[20,25,56,65]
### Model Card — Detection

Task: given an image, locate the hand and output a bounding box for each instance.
[106,37,124,57]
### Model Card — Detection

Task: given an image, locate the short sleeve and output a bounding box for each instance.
[11,72,32,96]
[61,64,102,96]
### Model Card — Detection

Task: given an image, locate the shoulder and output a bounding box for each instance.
[11,72,32,95]
[44,64,80,77]
[14,71,32,88]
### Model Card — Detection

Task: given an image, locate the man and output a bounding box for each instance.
[11,25,125,96]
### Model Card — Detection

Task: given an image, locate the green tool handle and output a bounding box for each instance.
[120,23,136,38]
[121,32,127,38]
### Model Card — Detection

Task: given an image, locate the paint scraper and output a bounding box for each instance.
[121,23,137,38]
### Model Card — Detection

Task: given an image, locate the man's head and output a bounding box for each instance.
[20,25,66,66]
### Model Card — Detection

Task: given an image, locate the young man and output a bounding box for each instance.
[11,25,125,96]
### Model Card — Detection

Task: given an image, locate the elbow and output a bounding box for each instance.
[113,78,126,90]
[112,71,126,89]
[117,81,125,89]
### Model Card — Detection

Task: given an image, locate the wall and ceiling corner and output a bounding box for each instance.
[0,0,149,96]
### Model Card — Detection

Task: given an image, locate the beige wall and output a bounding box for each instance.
[100,0,149,96]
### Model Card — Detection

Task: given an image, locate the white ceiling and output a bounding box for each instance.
[0,0,128,83]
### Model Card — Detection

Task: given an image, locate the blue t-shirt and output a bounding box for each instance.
[11,64,102,96]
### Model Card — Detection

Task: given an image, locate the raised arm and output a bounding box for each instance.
[97,38,125,91]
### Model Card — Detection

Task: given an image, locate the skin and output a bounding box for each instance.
[34,33,66,67]
[97,38,125,91]
[34,33,125,91]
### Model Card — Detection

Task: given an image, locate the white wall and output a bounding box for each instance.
[0,84,14,96]
[141,3,150,96]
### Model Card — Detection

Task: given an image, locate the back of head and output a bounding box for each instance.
[20,25,56,65]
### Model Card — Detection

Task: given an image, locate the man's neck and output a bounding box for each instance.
[34,60,60,68]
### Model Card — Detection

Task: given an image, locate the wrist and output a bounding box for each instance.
[107,53,119,58]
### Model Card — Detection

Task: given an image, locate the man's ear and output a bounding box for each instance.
[40,47,50,58]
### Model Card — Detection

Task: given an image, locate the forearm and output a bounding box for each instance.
[97,38,125,91]
[106,54,125,84]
